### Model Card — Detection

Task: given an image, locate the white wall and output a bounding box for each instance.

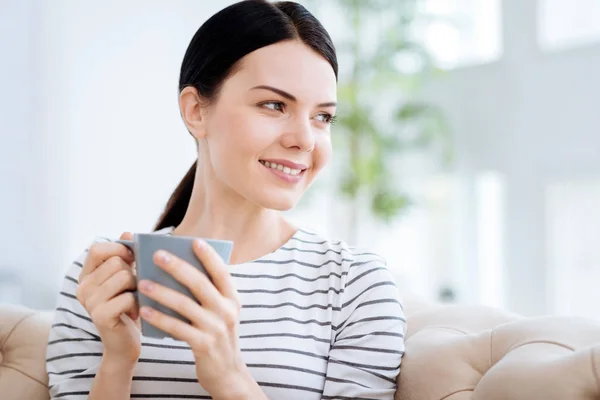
[1,0,242,307]
[0,0,49,306]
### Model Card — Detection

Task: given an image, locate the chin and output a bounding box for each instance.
[255,192,301,211]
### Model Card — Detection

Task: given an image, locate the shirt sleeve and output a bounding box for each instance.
[45,238,110,399]
[321,257,406,400]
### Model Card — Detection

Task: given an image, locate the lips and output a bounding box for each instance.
[259,158,308,171]
[259,160,303,176]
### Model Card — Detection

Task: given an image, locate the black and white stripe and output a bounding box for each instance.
[46,227,406,399]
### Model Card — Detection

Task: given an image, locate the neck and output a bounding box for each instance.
[172,166,296,265]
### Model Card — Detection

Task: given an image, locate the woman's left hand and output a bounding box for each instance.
[138,239,261,400]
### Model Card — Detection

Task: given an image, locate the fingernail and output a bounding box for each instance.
[156,250,170,262]
[195,238,206,248]
[139,280,154,291]
[140,307,153,318]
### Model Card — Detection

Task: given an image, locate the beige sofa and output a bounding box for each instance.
[1,298,600,400]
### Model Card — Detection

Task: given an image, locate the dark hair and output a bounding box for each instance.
[154,0,338,231]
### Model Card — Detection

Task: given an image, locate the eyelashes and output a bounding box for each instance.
[260,101,285,112]
[259,101,337,125]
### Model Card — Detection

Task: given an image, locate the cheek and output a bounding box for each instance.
[312,135,332,173]
[210,108,277,155]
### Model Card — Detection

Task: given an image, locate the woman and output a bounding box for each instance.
[45,1,406,399]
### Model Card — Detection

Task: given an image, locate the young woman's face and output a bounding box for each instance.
[192,40,337,211]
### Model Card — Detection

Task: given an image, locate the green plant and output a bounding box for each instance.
[319,0,453,239]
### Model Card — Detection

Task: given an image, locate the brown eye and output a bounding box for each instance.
[315,113,336,124]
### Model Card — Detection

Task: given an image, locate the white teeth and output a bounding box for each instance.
[260,161,302,176]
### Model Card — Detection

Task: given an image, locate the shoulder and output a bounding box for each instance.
[294,229,403,330]
[292,227,394,284]
[293,227,385,262]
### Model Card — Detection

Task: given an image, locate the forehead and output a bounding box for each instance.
[226,40,337,102]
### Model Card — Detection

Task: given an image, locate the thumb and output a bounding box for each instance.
[119,231,135,265]
[120,231,134,241]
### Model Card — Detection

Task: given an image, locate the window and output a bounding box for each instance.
[475,171,506,308]
[412,0,503,69]
[538,0,600,51]
[546,178,600,319]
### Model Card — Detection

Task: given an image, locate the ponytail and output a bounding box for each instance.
[154,161,197,231]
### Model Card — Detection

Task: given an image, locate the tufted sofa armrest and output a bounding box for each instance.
[0,304,51,400]
[396,303,600,399]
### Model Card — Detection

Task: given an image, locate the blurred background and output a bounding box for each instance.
[1,0,599,319]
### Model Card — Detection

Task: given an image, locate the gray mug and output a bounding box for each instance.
[116,233,234,339]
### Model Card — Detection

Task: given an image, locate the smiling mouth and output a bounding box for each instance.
[259,160,305,176]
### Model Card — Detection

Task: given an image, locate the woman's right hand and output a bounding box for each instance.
[77,231,141,366]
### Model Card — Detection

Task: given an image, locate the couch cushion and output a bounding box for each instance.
[0,304,52,400]
[397,303,600,400]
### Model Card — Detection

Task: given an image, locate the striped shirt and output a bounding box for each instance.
[46,227,406,399]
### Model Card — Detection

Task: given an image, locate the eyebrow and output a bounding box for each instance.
[250,85,337,108]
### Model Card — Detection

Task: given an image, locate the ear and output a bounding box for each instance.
[179,86,209,140]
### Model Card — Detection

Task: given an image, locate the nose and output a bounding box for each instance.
[280,117,315,152]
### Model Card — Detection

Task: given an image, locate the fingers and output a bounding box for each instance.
[85,269,137,312]
[138,279,220,330]
[80,241,134,282]
[151,250,223,312]
[87,256,132,287]
[139,306,210,351]
[146,249,239,330]
[91,292,138,329]
[75,232,140,332]
[192,239,239,303]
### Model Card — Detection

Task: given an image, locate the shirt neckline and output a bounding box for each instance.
[159,226,302,266]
